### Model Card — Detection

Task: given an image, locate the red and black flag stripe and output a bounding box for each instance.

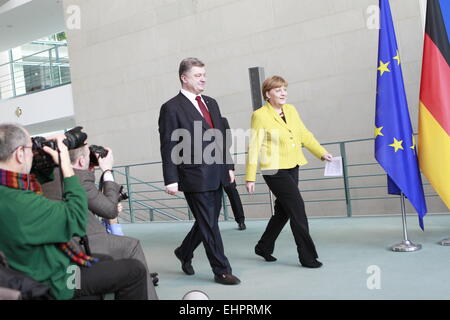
[418,0,450,209]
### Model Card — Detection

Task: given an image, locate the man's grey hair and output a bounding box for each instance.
[179,57,205,84]
[0,123,28,162]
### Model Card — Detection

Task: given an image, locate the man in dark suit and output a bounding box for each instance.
[222,117,246,230]
[42,145,159,299]
[158,58,240,285]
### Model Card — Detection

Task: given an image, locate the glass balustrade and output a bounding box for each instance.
[0,34,71,100]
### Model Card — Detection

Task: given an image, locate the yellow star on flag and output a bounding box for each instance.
[389,138,404,152]
[410,136,416,150]
[393,50,401,65]
[375,126,384,138]
[377,60,391,76]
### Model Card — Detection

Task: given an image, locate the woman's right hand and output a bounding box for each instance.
[246,181,256,193]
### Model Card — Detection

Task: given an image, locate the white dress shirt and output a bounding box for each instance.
[102,171,114,182]
[180,89,209,114]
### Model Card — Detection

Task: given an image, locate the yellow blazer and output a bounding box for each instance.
[246,102,328,182]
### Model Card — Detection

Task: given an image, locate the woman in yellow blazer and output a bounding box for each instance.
[246,76,332,268]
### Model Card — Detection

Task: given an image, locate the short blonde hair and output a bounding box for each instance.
[69,145,90,165]
[262,76,288,101]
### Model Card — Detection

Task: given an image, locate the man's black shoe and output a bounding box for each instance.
[238,222,246,230]
[255,247,277,262]
[214,274,241,285]
[174,248,195,275]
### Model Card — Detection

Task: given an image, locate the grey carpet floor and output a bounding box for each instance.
[122,214,450,300]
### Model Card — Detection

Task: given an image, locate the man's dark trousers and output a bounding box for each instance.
[223,182,245,224]
[74,259,147,300]
[178,187,232,276]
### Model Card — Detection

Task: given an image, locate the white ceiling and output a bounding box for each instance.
[0,0,10,7]
[26,116,76,136]
[0,0,65,53]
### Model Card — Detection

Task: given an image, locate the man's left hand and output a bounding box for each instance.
[229,170,235,184]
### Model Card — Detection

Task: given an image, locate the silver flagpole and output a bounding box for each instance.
[390,193,422,252]
[439,238,450,246]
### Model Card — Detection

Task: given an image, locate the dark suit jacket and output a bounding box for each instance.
[222,117,234,167]
[158,92,234,192]
[42,169,121,237]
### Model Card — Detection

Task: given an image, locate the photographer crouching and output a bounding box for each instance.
[41,129,158,300]
[0,123,147,300]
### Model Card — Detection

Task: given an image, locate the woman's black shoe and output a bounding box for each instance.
[300,259,323,268]
[255,247,277,262]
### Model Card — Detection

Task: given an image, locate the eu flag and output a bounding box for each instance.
[375,0,427,230]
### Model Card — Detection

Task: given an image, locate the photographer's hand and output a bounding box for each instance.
[42,135,74,178]
[98,147,114,172]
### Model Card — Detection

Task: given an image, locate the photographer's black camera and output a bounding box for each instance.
[118,186,129,202]
[89,145,108,167]
[31,126,87,175]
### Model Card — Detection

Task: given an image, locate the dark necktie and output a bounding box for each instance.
[195,96,214,128]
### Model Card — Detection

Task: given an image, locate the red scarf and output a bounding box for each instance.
[0,168,98,268]
[0,169,43,194]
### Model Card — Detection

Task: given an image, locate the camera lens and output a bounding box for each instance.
[64,126,87,149]
[30,127,88,176]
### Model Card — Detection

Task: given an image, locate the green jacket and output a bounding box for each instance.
[0,176,88,300]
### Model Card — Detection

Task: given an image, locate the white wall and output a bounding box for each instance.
[62,0,448,218]
[63,0,426,164]
[0,84,76,134]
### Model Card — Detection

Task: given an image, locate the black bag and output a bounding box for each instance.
[0,252,53,300]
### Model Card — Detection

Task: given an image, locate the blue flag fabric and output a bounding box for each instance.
[375,0,427,230]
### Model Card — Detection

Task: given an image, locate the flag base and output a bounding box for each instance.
[439,238,450,246]
[390,240,422,252]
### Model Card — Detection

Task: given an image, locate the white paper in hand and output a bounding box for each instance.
[324,156,343,177]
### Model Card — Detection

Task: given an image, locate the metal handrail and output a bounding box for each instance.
[114,136,443,223]
[0,44,68,68]
[114,167,189,222]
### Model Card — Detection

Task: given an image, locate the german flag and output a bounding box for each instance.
[418,0,450,209]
